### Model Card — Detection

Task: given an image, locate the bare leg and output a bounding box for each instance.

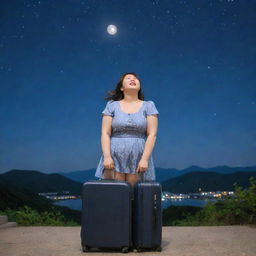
[126,173,139,186]
[115,171,126,181]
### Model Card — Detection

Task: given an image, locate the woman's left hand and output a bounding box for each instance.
[136,159,149,173]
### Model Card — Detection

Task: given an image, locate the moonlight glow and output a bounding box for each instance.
[107,24,117,35]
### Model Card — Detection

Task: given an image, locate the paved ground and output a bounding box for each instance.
[0,225,256,256]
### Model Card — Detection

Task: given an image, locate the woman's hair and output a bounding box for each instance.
[104,72,145,101]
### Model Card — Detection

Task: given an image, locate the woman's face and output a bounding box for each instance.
[121,74,141,92]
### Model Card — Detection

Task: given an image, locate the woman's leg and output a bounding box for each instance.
[114,171,126,181]
[126,173,139,186]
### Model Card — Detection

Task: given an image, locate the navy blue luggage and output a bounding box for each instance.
[80,179,133,253]
[132,173,162,252]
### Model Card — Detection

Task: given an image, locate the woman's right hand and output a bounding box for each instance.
[103,156,115,170]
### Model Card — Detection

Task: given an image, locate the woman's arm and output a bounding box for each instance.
[101,115,112,157]
[101,115,115,169]
[141,115,158,161]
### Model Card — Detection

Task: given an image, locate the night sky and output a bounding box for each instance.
[0,0,255,174]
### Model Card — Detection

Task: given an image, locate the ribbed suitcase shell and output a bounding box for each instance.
[80,180,133,253]
[132,180,162,251]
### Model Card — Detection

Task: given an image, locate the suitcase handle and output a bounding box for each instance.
[103,168,116,180]
[138,172,145,182]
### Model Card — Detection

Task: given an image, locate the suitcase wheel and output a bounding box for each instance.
[82,245,90,252]
[121,246,129,253]
[134,247,142,252]
[134,246,161,252]
[155,246,162,252]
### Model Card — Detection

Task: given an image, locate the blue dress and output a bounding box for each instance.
[95,100,159,181]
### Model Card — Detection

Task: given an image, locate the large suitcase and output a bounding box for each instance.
[132,173,162,252]
[80,179,133,253]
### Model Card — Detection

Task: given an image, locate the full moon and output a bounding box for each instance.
[107,24,117,35]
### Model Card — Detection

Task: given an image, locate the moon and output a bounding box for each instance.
[107,24,117,35]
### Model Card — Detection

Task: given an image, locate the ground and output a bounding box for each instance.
[0,226,255,256]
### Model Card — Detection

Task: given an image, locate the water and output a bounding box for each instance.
[55,199,82,211]
[161,198,217,209]
[54,198,216,211]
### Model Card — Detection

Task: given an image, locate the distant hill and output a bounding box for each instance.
[0,179,81,223]
[56,165,256,183]
[0,179,53,211]
[161,171,256,193]
[59,169,96,183]
[1,167,256,196]
[0,169,83,195]
[156,165,256,182]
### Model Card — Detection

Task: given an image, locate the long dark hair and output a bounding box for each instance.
[104,72,145,101]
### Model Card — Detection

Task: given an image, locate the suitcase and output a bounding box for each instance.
[80,179,133,253]
[132,173,162,252]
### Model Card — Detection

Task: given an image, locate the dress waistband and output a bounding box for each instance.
[111,133,147,139]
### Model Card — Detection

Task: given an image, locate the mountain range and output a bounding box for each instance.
[58,165,256,183]
[161,171,256,193]
[0,169,82,195]
[0,165,255,195]
[1,166,255,222]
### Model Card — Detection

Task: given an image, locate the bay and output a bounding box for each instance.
[54,198,217,211]
[161,198,217,209]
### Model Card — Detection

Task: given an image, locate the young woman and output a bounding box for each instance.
[95,72,159,186]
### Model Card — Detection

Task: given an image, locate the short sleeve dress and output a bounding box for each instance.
[95,100,159,181]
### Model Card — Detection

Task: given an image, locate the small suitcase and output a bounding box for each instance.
[80,178,133,253]
[132,173,162,252]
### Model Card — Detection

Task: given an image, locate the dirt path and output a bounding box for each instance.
[0,225,255,256]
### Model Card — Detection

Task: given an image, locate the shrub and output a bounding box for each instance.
[165,176,256,226]
[1,206,79,226]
